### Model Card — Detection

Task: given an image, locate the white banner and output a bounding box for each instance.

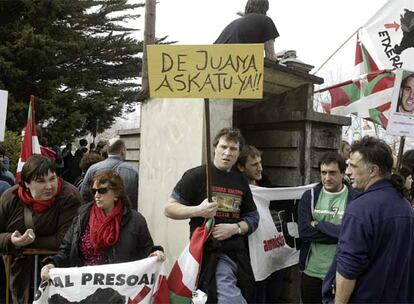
[33,257,167,304]
[360,0,414,71]
[249,184,316,281]
[0,90,8,142]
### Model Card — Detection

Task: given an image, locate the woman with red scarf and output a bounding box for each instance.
[40,170,164,279]
[0,155,81,304]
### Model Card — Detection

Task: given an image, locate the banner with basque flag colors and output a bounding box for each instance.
[33,257,169,304]
[167,218,214,303]
[319,38,395,128]
[16,95,41,182]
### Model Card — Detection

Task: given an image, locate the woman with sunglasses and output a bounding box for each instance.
[41,169,164,280]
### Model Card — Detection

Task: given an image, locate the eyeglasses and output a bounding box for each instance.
[91,187,109,195]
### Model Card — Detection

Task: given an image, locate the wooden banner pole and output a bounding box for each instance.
[396,136,406,172]
[142,0,156,95]
[204,98,212,201]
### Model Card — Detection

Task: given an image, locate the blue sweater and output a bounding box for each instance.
[323,179,414,303]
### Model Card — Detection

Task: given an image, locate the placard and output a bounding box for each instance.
[387,69,414,136]
[147,44,264,99]
[0,90,8,142]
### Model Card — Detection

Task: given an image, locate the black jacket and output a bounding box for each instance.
[298,183,359,271]
[43,202,158,267]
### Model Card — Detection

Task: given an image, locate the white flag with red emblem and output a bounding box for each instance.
[359,0,414,71]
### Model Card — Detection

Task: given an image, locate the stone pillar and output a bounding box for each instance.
[138,98,232,270]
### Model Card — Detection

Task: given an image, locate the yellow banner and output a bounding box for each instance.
[147,44,264,99]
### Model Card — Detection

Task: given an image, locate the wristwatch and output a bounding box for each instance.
[237,222,242,235]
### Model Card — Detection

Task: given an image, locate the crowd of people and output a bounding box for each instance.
[0,136,147,304]
[0,124,414,303]
[1,0,414,302]
[164,128,414,304]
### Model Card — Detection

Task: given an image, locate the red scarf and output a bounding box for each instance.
[89,200,124,251]
[18,178,62,213]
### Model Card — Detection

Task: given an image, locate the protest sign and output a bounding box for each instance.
[360,0,414,71]
[147,44,264,99]
[387,69,414,136]
[33,257,168,304]
[249,184,316,281]
[0,90,8,141]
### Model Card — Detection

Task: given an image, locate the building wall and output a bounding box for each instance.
[138,98,233,271]
[118,128,140,170]
[235,84,349,186]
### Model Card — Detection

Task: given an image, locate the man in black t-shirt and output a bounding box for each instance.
[165,128,259,303]
[215,0,279,61]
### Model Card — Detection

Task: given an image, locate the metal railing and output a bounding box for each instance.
[4,248,57,304]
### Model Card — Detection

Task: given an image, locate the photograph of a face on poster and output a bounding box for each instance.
[396,71,414,114]
[387,69,414,137]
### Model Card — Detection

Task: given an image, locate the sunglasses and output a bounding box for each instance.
[91,187,109,195]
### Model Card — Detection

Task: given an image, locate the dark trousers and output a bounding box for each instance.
[255,269,286,303]
[301,272,323,304]
[3,255,35,304]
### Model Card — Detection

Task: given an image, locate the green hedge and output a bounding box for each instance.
[2,130,21,174]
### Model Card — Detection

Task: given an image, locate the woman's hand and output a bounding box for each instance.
[10,229,35,247]
[149,250,166,262]
[40,264,55,281]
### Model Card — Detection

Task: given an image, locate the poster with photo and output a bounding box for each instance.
[387,69,414,136]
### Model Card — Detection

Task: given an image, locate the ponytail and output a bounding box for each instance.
[389,173,411,201]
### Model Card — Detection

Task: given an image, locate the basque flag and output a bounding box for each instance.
[16,95,41,182]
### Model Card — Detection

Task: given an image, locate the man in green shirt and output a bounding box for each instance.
[298,152,359,303]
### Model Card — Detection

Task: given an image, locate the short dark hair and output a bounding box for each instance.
[107,139,126,155]
[397,73,414,111]
[402,149,414,172]
[245,0,269,15]
[79,138,88,147]
[21,155,56,185]
[212,128,245,151]
[399,165,412,180]
[351,136,393,176]
[400,74,414,93]
[237,145,262,168]
[96,140,109,158]
[91,170,130,206]
[318,152,347,173]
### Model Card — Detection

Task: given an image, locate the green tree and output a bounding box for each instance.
[0,0,145,145]
[2,130,21,174]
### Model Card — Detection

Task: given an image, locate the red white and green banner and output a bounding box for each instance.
[359,0,414,71]
[354,37,379,75]
[320,38,395,128]
[167,219,214,303]
[33,257,169,304]
[329,70,395,127]
[16,95,41,182]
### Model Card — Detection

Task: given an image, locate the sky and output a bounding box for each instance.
[123,0,391,129]
[133,0,389,85]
